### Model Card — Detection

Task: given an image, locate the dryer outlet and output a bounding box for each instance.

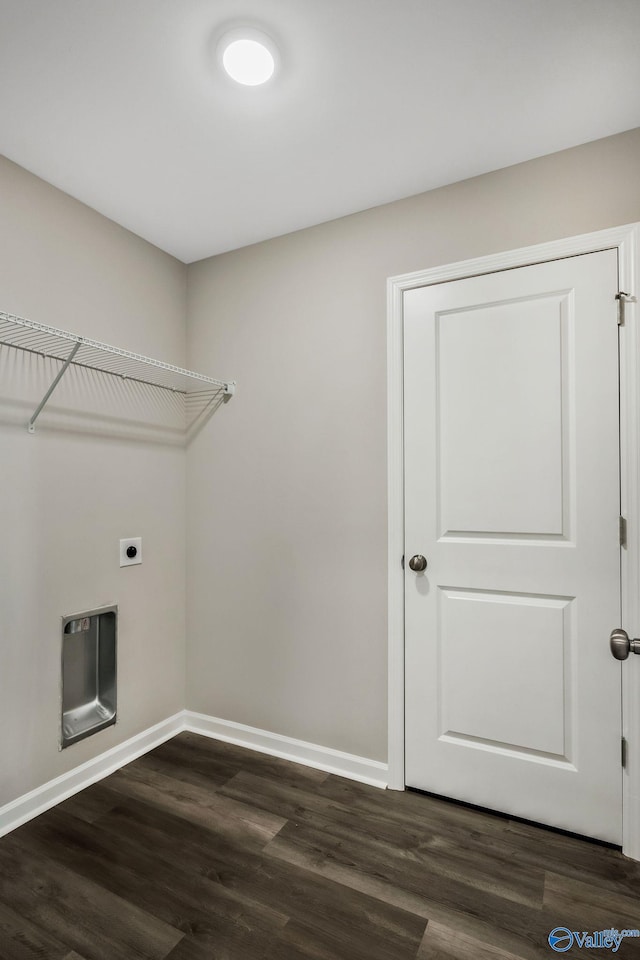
[120,537,142,567]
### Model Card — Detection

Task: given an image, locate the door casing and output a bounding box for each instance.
[386,222,640,860]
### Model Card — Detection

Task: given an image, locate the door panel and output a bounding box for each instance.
[404,250,622,843]
[438,294,567,537]
[439,588,570,757]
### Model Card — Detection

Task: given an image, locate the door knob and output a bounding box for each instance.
[409,554,427,572]
[610,627,640,661]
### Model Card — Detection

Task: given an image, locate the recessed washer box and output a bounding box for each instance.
[61,604,117,749]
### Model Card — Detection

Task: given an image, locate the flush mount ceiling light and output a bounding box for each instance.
[218,28,278,86]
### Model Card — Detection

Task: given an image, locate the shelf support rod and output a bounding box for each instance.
[28,340,81,433]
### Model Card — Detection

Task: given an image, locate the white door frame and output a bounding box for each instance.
[387,222,640,859]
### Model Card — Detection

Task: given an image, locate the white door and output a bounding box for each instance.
[403,249,622,843]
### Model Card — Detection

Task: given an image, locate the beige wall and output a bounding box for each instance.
[2,127,639,802]
[0,157,188,804]
[186,128,640,763]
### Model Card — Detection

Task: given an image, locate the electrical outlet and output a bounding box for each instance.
[120,537,142,567]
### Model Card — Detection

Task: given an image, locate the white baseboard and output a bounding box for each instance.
[184,711,389,789]
[0,710,389,838]
[0,712,184,838]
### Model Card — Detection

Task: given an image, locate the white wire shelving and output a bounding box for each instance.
[0,310,235,434]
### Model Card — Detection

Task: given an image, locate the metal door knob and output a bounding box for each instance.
[610,627,640,661]
[409,554,427,572]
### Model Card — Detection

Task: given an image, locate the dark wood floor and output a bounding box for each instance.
[1,733,640,960]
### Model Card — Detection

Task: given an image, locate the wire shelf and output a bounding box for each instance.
[0,310,235,433]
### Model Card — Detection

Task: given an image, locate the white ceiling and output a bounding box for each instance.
[1,0,639,264]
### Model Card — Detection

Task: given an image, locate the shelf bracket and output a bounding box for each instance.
[223,382,236,403]
[28,340,81,433]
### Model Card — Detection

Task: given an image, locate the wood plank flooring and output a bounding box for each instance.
[1,732,640,960]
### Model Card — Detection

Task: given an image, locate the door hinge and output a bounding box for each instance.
[616,291,637,326]
[622,736,628,769]
[620,516,627,548]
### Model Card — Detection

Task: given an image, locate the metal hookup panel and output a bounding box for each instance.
[61,604,117,748]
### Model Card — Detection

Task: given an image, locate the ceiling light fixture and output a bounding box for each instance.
[219,28,277,86]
